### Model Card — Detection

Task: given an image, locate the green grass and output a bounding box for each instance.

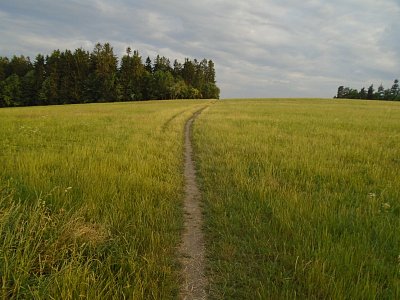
[0,100,211,299]
[194,99,400,299]
[2,98,400,299]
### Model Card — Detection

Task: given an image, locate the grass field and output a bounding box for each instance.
[194,99,400,299]
[1,98,400,299]
[0,100,210,299]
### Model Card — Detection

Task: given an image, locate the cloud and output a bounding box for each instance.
[0,0,399,98]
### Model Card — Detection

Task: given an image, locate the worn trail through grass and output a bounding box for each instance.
[179,106,210,299]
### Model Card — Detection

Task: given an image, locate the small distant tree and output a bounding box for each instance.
[359,87,367,99]
[390,79,399,100]
[376,84,385,100]
[337,86,344,98]
[367,84,374,100]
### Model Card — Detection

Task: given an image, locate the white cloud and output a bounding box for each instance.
[0,0,399,98]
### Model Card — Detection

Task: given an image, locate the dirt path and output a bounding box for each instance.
[179,107,208,300]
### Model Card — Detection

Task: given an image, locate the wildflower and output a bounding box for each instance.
[368,192,376,198]
[382,202,391,210]
[64,186,72,193]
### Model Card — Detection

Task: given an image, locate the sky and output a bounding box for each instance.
[0,0,399,98]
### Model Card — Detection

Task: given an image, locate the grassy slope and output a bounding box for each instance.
[194,99,400,299]
[0,100,210,299]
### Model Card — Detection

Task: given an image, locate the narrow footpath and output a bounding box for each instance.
[179,107,208,300]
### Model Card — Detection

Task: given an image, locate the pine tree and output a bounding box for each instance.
[9,55,32,77]
[367,84,374,100]
[119,47,135,101]
[72,48,91,103]
[390,79,399,100]
[359,87,367,99]
[173,59,182,78]
[376,84,385,100]
[43,50,61,104]
[0,42,220,105]
[0,57,9,82]
[182,59,195,87]
[90,43,118,102]
[33,54,46,103]
[145,56,153,73]
[337,86,344,98]
[21,70,36,105]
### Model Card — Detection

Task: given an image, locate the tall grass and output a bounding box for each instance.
[0,100,210,299]
[194,99,400,299]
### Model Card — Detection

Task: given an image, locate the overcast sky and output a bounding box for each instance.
[1,0,399,98]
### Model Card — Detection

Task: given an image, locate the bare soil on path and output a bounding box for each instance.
[179,107,208,300]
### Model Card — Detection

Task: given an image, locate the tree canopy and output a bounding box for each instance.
[335,79,400,101]
[0,42,220,107]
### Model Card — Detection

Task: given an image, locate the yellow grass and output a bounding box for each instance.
[0,100,211,299]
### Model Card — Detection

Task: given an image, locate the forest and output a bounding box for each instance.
[335,79,400,101]
[0,42,220,107]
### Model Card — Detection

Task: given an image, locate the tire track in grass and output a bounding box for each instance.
[179,105,209,300]
[161,108,190,132]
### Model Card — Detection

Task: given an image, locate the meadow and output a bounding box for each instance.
[1,98,399,299]
[194,99,400,299]
[0,100,210,299]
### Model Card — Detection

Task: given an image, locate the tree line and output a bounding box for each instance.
[335,79,400,101]
[0,42,220,107]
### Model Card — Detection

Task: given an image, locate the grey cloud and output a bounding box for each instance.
[0,0,399,98]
